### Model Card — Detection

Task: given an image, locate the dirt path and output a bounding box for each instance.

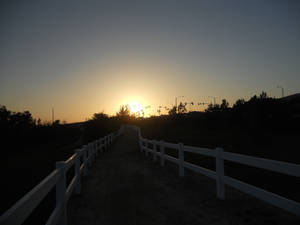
[67,128,299,225]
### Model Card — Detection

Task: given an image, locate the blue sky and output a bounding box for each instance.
[1,0,299,122]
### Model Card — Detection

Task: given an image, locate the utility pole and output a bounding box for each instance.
[208,96,216,105]
[175,96,184,114]
[52,107,54,124]
[277,85,284,98]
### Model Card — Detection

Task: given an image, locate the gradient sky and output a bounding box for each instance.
[1,0,300,122]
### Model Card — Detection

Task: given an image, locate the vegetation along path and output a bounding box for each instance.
[68,128,299,225]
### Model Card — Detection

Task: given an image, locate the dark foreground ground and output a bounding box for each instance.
[68,128,300,225]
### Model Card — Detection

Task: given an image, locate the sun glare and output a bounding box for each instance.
[128,101,144,116]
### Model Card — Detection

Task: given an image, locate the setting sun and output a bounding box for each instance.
[128,101,144,116]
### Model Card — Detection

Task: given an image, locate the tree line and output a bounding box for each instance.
[2,90,299,154]
[0,106,80,154]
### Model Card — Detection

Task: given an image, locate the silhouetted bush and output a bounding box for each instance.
[0,106,81,155]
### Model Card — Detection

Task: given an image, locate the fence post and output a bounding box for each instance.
[94,142,97,158]
[75,150,82,194]
[145,141,148,156]
[91,141,96,158]
[89,143,93,162]
[105,136,108,151]
[95,141,98,157]
[100,138,103,153]
[139,138,143,152]
[102,138,105,152]
[92,143,95,160]
[103,137,106,152]
[55,162,67,225]
[86,144,90,167]
[178,143,184,177]
[83,145,88,176]
[216,147,225,200]
[99,138,103,153]
[91,143,95,162]
[98,140,100,153]
[88,144,92,166]
[90,143,93,158]
[138,127,142,140]
[139,139,143,153]
[153,141,157,162]
[160,141,165,167]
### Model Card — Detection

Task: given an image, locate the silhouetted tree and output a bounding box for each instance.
[220,99,229,110]
[205,103,220,112]
[249,95,258,102]
[168,102,187,115]
[168,106,177,116]
[116,105,130,118]
[6,110,34,129]
[178,102,187,114]
[53,120,60,126]
[92,112,109,121]
[233,98,245,108]
[0,105,10,119]
[259,91,268,99]
[0,105,10,128]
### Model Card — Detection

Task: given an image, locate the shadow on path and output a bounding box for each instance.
[68,128,299,225]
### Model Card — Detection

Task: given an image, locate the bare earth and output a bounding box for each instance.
[68,129,300,225]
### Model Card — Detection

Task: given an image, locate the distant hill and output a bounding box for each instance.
[278,93,300,103]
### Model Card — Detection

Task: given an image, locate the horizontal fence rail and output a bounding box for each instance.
[126,125,300,216]
[0,126,125,225]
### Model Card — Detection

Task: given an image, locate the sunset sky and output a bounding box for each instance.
[1,0,299,122]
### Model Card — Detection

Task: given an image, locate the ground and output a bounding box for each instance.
[67,128,300,225]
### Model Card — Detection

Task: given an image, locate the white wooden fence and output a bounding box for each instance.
[128,125,300,216]
[0,127,124,225]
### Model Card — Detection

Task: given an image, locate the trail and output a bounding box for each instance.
[68,128,299,225]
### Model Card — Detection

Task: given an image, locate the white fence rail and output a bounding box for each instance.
[129,125,300,216]
[0,126,124,225]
